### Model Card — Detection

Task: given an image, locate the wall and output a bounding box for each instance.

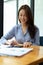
[34,0,43,36]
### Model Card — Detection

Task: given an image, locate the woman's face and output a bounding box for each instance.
[19,9,28,24]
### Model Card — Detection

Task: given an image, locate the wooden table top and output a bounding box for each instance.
[0,46,43,65]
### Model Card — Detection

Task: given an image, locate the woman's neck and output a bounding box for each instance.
[21,24,28,34]
[21,23,27,28]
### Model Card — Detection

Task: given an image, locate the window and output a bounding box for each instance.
[34,0,43,36]
[4,0,16,35]
[18,0,30,9]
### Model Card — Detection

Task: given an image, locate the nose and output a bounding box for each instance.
[22,16,24,19]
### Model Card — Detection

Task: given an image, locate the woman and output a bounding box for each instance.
[0,5,40,47]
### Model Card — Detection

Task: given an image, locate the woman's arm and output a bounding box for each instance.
[0,25,18,44]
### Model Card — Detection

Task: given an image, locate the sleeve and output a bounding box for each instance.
[34,28,40,46]
[0,25,18,44]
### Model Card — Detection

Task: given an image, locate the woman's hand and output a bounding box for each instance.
[5,38,19,46]
[23,42,32,47]
[10,40,18,46]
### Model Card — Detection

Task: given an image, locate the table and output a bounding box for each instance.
[0,46,43,65]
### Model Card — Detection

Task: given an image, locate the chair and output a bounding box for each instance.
[39,37,43,65]
[40,37,43,46]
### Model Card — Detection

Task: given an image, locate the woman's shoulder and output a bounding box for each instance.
[35,26,39,32]
[12,24,21,30]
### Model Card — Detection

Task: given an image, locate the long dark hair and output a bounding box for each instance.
[18,5,36,39]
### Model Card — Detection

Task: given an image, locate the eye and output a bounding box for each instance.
[19,14,22,16]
